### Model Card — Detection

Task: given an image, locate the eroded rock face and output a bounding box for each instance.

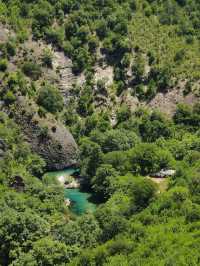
[51,51,85,104]
[147,86,198,117]
[10,96,78,170]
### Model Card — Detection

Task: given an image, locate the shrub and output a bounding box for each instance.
[45,28,64,47]
[32,1,54,38]
[116,81,125,96]
[173,104,193,125]
[72,48,91,74]
[0,59,8,72]
[6,41,16,57]
[37,125,49,139]
[63,41,73,56]
[183,81,192,95]
[174,49,185,62]
[132,53,145,82]
[174,103,200,130]
[97,79,107,95]
[88,35,98,52]
[117,104,131,124]
[96,20,107,39]
[38,107,47,118]
[0,43,7,57]
[37,85,64,114]
[41,48,53,68]
[22,61,42,80]
[3,90,16,105]
[149,66,172,90]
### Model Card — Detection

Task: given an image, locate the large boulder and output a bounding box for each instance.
[10,96,78,170]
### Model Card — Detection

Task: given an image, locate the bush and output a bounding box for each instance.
[32,1,54,38]
[132,53,145,82]
[72,48,91,74]
[3,90,16,104]
[37,85,64,114]
[41,48,53,68]
[63,41,73,56]
[45,27,64,47]
[117,104,131,124]
[0,59,8,72]
[38,107,47,118]
[37,126,49,139]
[88,35,98,52]
[149,66,172,90]
[22,61,42,80]
[116,81,125,96]
[96,20,107,39]
[174,49,185,62]
[173,103,200,129]
[183,81,192,95]
[6,41,16,57]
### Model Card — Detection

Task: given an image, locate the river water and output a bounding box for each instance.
[44,168,96,215]
[64,188,96,215]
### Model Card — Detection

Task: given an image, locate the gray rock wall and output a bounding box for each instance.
[11,96,78,170]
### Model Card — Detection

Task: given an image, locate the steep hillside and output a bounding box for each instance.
[1,0,200,120]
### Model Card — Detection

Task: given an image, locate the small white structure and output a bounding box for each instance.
[151,169,176,178]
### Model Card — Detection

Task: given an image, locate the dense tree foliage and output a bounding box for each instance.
[0,0,200,265]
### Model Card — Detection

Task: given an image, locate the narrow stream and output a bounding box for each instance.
[44,168,96,215]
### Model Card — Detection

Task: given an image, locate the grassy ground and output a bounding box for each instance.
[148,176,169,193]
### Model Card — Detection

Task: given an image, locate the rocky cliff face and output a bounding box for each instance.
[9,96,78,170]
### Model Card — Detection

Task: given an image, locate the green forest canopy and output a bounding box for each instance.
[0,0,200,265]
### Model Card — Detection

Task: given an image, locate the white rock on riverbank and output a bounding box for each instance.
[64,198,71,207]
[57,175,80,188]
[57,175,66,185]
[65,180,80,189]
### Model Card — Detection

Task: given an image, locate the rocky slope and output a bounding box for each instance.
[1,22,199,118]
[0,22,199,172]
[7,96,78,170]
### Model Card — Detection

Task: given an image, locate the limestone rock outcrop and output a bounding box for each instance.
[10,96,78,170]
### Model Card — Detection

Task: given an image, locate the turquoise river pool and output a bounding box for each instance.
[44,168,96,215]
